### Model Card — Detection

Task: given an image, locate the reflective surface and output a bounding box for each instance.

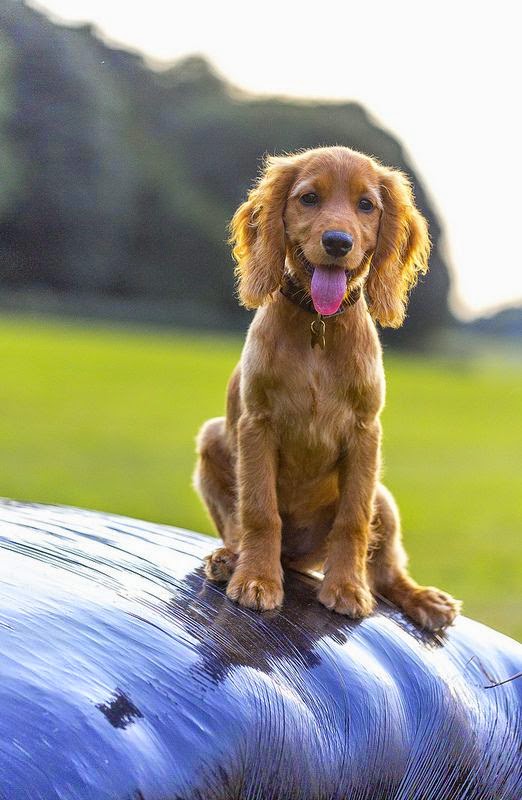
[0,499,521,799]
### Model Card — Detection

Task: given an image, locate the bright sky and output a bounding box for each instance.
[31,0,522,318]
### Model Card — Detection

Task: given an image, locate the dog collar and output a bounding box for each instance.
[280,272,361,349]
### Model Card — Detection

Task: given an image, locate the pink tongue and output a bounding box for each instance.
[310,267,347,315]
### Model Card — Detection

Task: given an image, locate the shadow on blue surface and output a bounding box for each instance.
[0,499,520,799]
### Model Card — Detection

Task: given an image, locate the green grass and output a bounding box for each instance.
[0,316,520,640]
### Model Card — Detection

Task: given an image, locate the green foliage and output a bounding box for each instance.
[0,316,520,640]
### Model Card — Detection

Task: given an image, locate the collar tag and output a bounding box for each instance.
[310,313,326,349]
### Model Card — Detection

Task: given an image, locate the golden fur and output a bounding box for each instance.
[194,146,460,630]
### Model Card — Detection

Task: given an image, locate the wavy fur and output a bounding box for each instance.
[196,146,458,632]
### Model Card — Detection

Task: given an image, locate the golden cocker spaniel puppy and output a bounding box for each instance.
[194,146,460,631]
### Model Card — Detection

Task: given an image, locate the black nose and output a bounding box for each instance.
[321,230,353,258]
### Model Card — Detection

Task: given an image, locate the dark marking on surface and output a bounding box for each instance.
[96,688,143,729]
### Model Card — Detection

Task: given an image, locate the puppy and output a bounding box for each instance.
[194,146,460,631]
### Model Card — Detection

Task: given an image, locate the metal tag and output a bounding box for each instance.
[310,314,326,349]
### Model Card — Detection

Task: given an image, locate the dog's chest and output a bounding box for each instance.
[273,357,355,455]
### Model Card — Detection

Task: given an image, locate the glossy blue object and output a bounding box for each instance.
[0,499,521,799]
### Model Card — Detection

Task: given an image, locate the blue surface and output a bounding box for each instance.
[0,499,521,799]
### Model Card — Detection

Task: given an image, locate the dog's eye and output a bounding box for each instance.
[300,192,319,206]
[358,198,374,212]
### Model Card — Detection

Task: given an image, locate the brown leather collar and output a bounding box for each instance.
[280,271,361,318]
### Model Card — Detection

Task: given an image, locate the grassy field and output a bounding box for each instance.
[0,316,520,640]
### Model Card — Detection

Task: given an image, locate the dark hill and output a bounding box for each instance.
[0,0,452,342]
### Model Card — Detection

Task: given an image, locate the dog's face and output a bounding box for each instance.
[230,146,430,327]
[284,150,383,314]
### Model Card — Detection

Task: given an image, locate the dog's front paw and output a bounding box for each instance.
[318,578,376,618]
[402,586,461,632]
[204,546,238,583]
[227,572,283,611]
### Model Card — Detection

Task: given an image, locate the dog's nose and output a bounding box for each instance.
[321,230,353,258]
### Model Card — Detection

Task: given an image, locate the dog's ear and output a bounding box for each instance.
[366,168,430,328]
[229,155,297,309]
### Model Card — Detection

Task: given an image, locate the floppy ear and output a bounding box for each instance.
[366,168,430,328]
[229,156,297,309]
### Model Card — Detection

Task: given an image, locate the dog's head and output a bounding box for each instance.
[230,146,430,327]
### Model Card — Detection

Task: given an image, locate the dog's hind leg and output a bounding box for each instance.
[194,417,239,582]
[368,483,461,631]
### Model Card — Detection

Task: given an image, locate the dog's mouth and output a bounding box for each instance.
[295,251,349,316]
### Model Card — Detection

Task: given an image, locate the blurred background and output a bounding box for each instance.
[0,0,520,638]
